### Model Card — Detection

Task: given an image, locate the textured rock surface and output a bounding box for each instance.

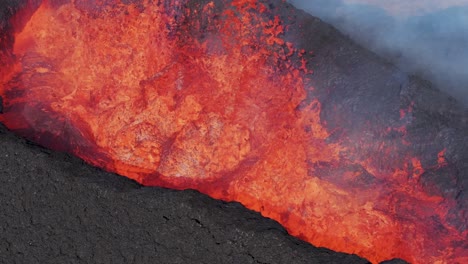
[0,123,372,264]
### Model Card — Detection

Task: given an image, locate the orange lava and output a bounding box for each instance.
[0,1,466,263]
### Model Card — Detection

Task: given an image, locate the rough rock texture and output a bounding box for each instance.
[0,123,375,264]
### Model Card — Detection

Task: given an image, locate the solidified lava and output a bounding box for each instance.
[0,0,466,263]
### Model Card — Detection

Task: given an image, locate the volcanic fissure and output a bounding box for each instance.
[0,0,467,263]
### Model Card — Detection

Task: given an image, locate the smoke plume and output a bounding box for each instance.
[288,0,468,107]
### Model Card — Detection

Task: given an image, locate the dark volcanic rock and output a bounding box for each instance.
[380,259,409,264]
[0,123,370,264]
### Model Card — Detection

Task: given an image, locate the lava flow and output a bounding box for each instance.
[0,0,466,263]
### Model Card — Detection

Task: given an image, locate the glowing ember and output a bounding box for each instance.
[0,0,466,263]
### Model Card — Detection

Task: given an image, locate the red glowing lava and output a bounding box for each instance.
[0,0,466,263]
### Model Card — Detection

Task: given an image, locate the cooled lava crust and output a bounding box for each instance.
[0,0,467,263]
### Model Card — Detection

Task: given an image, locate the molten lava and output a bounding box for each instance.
[0,0,466,263]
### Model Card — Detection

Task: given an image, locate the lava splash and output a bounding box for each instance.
[0,0,466,263]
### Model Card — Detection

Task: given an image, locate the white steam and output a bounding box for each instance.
[288,0,468,106]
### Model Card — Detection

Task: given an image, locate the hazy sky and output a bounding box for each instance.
[346,0,468,16]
